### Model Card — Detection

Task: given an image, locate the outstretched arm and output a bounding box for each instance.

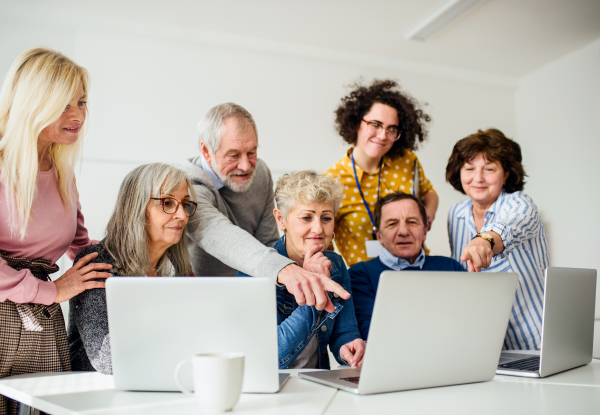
[462,192,542,272]
[189,187,349,312]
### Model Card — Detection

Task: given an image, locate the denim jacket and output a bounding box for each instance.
[240,235,362,369]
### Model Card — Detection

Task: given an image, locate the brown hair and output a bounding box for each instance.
[445,128,526,194]
[334,79,431,158]
[374,192,427,230]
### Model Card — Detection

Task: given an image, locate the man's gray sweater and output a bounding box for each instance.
[180,156,293,279]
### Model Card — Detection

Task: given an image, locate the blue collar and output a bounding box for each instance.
[379,246,426,270]
[273,235,289,258]
[200,155,225,190]
[486,190,506,215]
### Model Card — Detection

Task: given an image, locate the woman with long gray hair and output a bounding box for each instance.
[68,163,197,374]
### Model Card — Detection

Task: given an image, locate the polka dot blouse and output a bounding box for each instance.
[324,147,435,267]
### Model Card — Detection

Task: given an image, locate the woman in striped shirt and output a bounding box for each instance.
[445,129,549,350]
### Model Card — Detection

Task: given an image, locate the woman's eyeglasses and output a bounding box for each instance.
[150,197,198,216]
[362,119,401,141]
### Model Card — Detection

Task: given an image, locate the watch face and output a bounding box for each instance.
[480,232,492,239]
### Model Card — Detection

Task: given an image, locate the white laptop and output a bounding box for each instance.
[105,277,289,393]
[300,271,518,395]
[497,267,597,377]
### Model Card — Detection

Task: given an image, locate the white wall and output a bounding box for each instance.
[2,3,597,355]
[0,6,517,259]
[515,37,600,355]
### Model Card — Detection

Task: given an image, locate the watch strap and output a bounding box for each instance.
[473,232,495,250]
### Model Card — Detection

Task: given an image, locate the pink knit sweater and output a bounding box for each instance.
[0,166,96,305]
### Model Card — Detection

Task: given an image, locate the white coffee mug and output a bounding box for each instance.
[175,353,245,413]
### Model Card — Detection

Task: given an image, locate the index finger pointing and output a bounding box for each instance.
[460,249,472,263]
[322,278,350,300]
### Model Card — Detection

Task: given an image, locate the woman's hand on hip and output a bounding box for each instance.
[340,339,366,368]
[460,238,493,272]
[303,244,332,277]
[54,251,113,303]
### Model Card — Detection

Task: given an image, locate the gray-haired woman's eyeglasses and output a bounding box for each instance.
[150,197,198,216]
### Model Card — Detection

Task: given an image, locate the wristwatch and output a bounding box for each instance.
[472,232,495,250]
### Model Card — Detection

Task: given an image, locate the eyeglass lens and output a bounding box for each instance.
[162,198,196,216]
[366,121,398,139]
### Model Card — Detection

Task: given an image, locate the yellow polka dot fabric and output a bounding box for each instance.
[324,147,435,267]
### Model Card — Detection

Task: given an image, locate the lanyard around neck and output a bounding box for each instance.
[351,150,382,240]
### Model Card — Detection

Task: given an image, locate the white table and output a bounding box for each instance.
[325,360,600,415]
[1,362,599,415]
[0,370,336,415]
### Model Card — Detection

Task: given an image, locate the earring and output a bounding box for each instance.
[282,230,286,244]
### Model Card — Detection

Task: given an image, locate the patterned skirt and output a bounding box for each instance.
[0,251,70,415]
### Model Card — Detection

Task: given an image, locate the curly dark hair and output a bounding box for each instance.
[445,128,527,194]
[334,79,431,158]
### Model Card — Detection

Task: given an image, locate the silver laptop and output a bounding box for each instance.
[106,277,289,393]
[497,267,597,378]
[300,271,518,394]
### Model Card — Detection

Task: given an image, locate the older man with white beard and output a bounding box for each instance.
[181,103,348,313]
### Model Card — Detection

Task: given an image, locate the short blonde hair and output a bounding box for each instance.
[275,171,344,218]
[0,48,90,239]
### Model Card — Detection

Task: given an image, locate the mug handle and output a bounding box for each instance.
[174,360,194,395]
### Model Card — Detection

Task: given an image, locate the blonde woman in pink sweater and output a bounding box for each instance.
[0,48,112,414]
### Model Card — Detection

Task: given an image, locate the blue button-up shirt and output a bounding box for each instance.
[200,154,224,190]
[379,246,426,270]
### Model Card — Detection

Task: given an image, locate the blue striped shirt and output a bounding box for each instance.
[447,191,550,350]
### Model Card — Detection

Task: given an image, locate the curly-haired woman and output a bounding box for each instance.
[324,79,438,267]
[446,128,549,350]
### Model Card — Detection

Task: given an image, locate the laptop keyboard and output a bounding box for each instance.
[340,376,360,384]
[498,356,540,371]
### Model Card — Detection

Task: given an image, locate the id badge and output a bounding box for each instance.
[365,240,382,258]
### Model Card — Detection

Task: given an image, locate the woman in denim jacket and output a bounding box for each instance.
[240,171,365,369]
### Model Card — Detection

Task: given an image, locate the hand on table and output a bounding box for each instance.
[340,339,366,368]
[54,251,113,303]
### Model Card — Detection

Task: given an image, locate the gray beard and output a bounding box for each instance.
[211,159,255,193]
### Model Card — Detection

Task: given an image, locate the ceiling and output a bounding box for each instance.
[6,0,600,78]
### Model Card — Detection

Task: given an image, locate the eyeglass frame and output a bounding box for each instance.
[361,119,402,141]
[150,197,198,216]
